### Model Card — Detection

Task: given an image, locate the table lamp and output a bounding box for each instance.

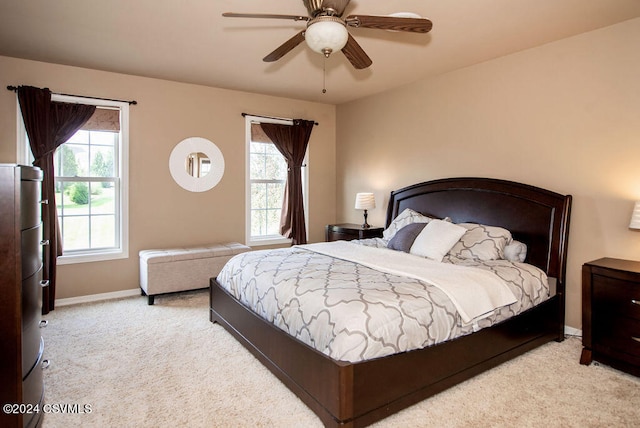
[355,192,375,228]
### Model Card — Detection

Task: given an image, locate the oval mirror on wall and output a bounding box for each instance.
[169,137,224,192]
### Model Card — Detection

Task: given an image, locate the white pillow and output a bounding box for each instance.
[383,208,434,241]
[409,220,467,262]
[504,240,527,262]
[447,223,513,261]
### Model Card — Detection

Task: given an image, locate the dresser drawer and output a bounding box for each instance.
[22,266,43,329]
[21,224,43,278]
[22,318,43,379]
[593,274,640,320]
[328,231,357,241]
[594,315,640,359]
[20,179,41,230]
[22,344,45,428]
[22,338,44,403]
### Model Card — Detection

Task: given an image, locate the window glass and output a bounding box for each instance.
[248,142,287,241]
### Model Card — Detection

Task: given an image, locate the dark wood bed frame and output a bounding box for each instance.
[210,177,572,427]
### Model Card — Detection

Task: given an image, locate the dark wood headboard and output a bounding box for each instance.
[385,177,572,284]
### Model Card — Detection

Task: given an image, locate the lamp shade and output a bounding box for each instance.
[305,17,349,56]
[355,193,375,210]
[630,201,640,229]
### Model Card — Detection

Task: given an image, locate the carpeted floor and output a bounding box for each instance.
[40,290,640,427]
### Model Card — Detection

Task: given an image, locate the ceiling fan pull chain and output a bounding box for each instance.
[322,58,327,94]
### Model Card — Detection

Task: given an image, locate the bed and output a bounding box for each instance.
[209,177,572,427]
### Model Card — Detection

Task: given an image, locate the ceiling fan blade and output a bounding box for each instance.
[345,15,433,33]
[222,12,309,22]
[263,31,306,62]
[341,34,372,69]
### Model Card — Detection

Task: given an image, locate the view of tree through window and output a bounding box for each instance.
[249,141,287,239]
[54,129,119,252]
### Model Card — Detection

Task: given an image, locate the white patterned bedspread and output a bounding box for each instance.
[215,239,550,363]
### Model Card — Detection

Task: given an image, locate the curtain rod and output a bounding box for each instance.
[241,112,318,126]
[6,85,137,105]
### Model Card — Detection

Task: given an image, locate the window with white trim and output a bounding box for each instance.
[19,95,129,264]
[245,115,308,246]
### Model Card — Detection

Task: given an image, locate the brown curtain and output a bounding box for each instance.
[17,86,96,313]
[260,119,314,245]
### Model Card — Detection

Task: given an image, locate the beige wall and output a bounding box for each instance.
[336,18,640,330]
[2,18,639,328]
[0,56,337,299]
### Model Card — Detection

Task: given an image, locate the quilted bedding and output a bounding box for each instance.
[215,239,550,363]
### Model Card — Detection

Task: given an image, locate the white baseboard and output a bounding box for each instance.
[564,325,582,337]
[55,288,141,307]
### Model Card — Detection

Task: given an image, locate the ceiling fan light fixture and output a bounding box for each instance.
[305,16,348,58]
[389,12,422,19]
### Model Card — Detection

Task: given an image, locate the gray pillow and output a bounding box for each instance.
[387,222,427,253]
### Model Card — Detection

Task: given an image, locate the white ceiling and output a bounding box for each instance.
[1,0,640,105]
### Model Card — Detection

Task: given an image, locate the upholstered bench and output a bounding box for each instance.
[139,242,250,305]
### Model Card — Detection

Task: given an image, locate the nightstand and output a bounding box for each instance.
[325,223,384,242]
[581,258,640,377]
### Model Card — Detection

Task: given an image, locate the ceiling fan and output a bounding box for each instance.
[223,0,433,70]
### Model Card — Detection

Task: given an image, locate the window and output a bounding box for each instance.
[245,116,308,246]
[249,141,287,239]
[19,95,129,264]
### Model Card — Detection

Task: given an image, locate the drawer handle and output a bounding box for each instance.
[40,239,50,246]
[39,320,48,328]
[40,280,50,288]
[41,359,50,370]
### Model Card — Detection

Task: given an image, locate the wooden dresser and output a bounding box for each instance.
[581,257,640,377]
[0,164,47,428]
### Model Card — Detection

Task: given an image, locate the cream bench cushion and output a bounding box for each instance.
[139,242,250,305]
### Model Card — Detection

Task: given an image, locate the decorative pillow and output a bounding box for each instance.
[409,220,467,262]
[382,208,434,241]
[504,240,527,262]
[387,222,428,253]
[447,223,513,261]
